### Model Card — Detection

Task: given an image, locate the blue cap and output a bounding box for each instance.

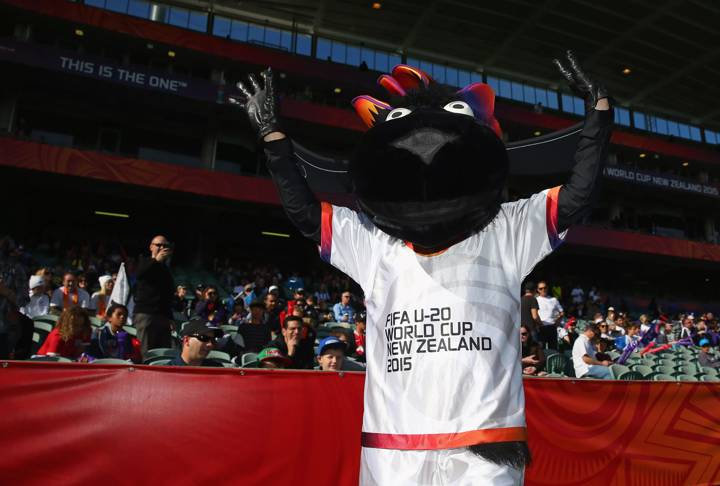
[317,336,346,356]
[699,338,710,347]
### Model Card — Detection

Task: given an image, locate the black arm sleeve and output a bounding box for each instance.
[557,108,613,232]
[264,138,321,243]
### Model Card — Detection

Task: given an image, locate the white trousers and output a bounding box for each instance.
[360,447,524,486]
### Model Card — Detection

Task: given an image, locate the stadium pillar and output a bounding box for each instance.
[0,97,17,134]
[705,217,717,244]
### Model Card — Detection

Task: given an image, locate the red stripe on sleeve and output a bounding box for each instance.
[319,202,333,263]
[546,186,563,250]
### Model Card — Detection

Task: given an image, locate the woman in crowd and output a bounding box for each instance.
[194,286,227,326]
[520,324,546,375]
[37,306,92,359]
[89,275,114,318]
[89,303,141,362]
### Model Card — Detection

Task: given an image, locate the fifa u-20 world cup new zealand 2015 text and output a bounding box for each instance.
[384,307,492,373]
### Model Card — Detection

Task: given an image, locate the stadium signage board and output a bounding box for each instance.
[0,38,218,102]
[604,166,720,198]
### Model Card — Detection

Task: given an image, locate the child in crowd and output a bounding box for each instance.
[89,303,141,363]
[37,306,92,360]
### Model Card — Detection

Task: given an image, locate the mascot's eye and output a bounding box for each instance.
[443,101,474,117]
[385,107,412,121]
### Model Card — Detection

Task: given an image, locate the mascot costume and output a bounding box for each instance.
[233,51,612,485]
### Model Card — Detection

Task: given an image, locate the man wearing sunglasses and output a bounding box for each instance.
[134,235,176,359]
[168,319,223,367]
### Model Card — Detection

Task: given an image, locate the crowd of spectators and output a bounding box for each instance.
[520,280,720,380]
[2,233,718,378]
[0,234,365,370]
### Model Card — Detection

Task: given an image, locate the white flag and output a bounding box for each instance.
[109,262,130,307]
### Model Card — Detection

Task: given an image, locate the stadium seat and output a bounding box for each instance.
[341,358,366,371]
[700,367,719,377]
[91,358,129,365]
[145,348,176,359]
[148,359,172,366]
[241,352,258,367]
[122,326,137,336]
[652,374,675,381]
[89,317,104,327]
[610,364,630,379]
[700,375,720,382]
[220,362,235,368]
[220,325,239,333]
[631,364,654,377]
[143,348,176,364]
[617,371,644,380]
[207,350,231,362]
[29,355,72,362]
[31,331,49,355]
[654,364,676,376]
[674,364,698,376]
[33,315,58,324]
[33,322,53,333]
[675,374,698,381]
[607,350,621,360]
[545,353,568,375]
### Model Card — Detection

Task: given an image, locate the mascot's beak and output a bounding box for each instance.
[391,128,459,165]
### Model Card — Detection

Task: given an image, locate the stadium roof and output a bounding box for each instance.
[201,0,720,131]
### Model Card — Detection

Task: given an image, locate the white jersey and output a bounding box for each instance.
[319,187,565,450]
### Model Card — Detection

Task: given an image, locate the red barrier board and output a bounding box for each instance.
[1,362,718,485]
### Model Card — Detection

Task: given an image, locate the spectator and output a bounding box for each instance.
[50,272,91,313]
[597,322,612,340]
[257,346,291,369]
[571,285,584,306]
[238,300,271,353]
[638,314,651,334]
[536,281,563,349]
[89,303,141,362]
[263,292,281,335]
[36,267,54,296]
[608,314,626,338]
[558,317,578,353]
[605,307,617,327]
[354,312,366,361]
[194,286,227,326]
[267,315,314,369]
[314,283,330,303]
[304,294,320,322]
[679,316,695,340]
[37,306,92,360]
[173,285,191,317]
[317,336,346,371]
[284,271,304,293]
[133,236,175,358]
[520,281,542,341]
[167,319,223,367]
[520,324,545,375]
[89,275,114,318]
[21,275,49,319]
[333,291,356,323]
[698,338,720,369]
[572,323,612,379]
[615,323,639,351]
[77,274,88,291]
[656,320,676,345]
[228,301,246,326]
[239,283,255,307]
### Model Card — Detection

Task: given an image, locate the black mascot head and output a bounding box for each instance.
[350,65,508,250]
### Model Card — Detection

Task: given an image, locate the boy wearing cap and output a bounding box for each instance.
[21,275,49,319]
[698,339,720,369]
[257,347,292,369]
[317,336,347,371]
[168,319,223,367]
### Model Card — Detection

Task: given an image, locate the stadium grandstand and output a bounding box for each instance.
[1,0,719,484]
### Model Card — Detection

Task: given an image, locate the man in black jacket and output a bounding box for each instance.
[133,235,175,358]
